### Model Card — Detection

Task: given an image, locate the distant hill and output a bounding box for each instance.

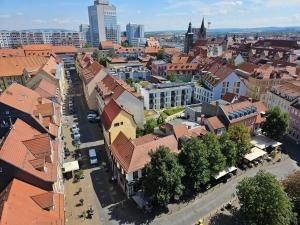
[0,28,78,32]
[146,26,300,35]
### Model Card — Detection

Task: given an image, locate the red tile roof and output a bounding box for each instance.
[33,79,59,100]
[0,48,25,57]
[0,179,64,225]
[0,56,48,77]
[101,99,135,130]
[173,124,189,139]
[110,132,178,173]
[206,116,225,130]
[0,119,58,182]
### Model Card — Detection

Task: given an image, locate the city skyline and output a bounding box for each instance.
[0,0,300,32]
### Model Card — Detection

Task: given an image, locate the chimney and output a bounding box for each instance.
[248,97,253,103]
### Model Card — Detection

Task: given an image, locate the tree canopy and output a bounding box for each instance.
[179,138,210,191]
[219,132,238,167]
[202,132,226,174]
[228,124,252,157]
[282,171,300,219]
[237,171,296,225]
[144,146,185,206]
[157,49,165,60]
[168,72,177,82]
[262,106,289,140]
[144,118,157,134]
[83,43,92,48]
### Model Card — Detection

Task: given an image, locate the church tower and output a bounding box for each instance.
[184,22,194,53]
[198,17,207,40]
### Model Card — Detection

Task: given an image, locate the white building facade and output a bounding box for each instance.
[88,0,120,47]
[0,30,83,48]
[139,82,194,110]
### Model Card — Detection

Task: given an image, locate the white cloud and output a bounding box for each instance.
[0,14,11,18]
[32,19,45,24]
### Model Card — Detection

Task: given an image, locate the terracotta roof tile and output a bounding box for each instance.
[101,99,134,130]
[0,56,48,77]
[33,79,59,100]
[0,48,25,57]
[0,119,57,183]
[110,132,178,173]
[206,116,225,130]
[173,124,189,139]
[0,179,64,225]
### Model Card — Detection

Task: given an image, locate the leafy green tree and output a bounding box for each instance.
[179,138,210,191]
[83,43,92,48]
[125,77,134,86]
[136,127,145,137]
[262,106,289,140]
[282,171,300,219]
[12,44,22,49]
[144,146,185,206]
[98,56,107,66]
[157,49,165,60]
[121,40,130,47]
[157,114,166,125]
[202,132,226,174]
[144,118,157,134]
[219,132,238,167]
[228,124,252,157]
[168,72,177,82]
[237,171,296,225]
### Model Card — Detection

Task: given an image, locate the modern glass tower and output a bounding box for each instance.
[126,23,144,45]
[88,0,120,47]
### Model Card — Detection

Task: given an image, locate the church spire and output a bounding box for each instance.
[198,17,206,40]
[187,22,192,33]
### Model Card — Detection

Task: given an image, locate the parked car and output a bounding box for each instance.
[73,133,80,140]
[73,139,81,146]
[87,114,97,120]
[89,149,98,165]
[88,116,100,123]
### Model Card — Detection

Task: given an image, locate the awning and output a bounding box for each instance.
[62,161,79,173]
[251,135,282,149]
[244,147,267,162]
[212,166,237,180]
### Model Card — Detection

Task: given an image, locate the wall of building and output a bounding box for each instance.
[107,111,136,144]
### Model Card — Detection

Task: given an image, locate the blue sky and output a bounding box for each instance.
[0,0,300,31]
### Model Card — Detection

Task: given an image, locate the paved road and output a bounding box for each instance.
[151,157,299,225]
[64,70,300,225]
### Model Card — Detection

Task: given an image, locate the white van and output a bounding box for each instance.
[89,149,98,165]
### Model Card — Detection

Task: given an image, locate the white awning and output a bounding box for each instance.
[212,166,237,180]
[251,135,282,149]
[62,161,79,173]
[244,147,267,162]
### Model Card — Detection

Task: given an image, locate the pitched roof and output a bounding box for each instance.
[0,179,64,225]
[206,116,225,130]
[238,62,259,73]
[0,119,57,182]
[173,124,189,139]
[110,132,178,173]
[0,82,41,114]
[51,45,77,53]
[0,48,25,57]
[203,63,235,86]
[0,56,48,77]
[22,44,53,51]
[101,99,134,130]
[32,79,59,100]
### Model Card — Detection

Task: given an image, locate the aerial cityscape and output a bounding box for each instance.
[0,0,300,225]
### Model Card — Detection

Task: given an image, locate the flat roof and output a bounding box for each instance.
[62,161,79,173]
[251,135,282,149]
[212,166,237,180]
[244,147,267,161]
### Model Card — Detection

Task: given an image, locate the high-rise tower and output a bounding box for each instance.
[88,0,120,47]
[184,22,194,53]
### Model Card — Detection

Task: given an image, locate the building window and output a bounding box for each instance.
[114,123,120,127]
[133,171,138,180]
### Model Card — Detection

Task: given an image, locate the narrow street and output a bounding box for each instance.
[62,71,300,225]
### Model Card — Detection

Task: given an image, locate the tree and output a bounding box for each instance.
[144,146,185,206]
[144,118,157,134]
[179,138,210,191]
[237,171,296,225]
[157,114,166,125]
[136,127,145,137]
[168,72,177,82]
[12,44,22,49]
[282,171,300,219]
[262,106,289,140]
[228,124,252,157]
[157,49,165,60]
[202,132,226,174]
[125,77,133,86]
[219,132,238,167]
[98,56,107,67]
[83,43,92,48]
[121,40,130,47]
